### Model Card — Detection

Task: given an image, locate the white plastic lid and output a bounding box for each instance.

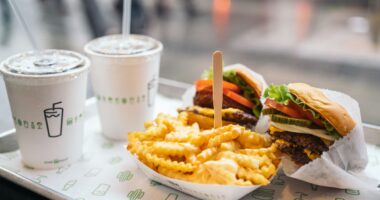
[86,35,158,55]
[3,49,85,75]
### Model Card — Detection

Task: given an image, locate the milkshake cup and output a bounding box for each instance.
[0,49,90,169]
[84,34,163,140]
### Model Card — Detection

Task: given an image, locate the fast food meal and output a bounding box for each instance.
[127,112,280,186]
[177,106,257,130]
[194,68,263,120]
[262,83,356,165]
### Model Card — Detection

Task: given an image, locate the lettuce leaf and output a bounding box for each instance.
[252,98,262,118]
[263,84,342,139]
[263,84,294,105]
[201,69,213,80]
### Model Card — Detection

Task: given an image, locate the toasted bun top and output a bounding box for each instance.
[235,68,262,98]
[288,83,355,136]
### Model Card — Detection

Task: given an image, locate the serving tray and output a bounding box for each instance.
[0,79,380,200]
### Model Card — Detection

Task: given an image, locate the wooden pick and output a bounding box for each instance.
[212,51,223,128]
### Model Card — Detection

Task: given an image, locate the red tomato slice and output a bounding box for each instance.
[224,89,254,108]
[264,99,304,118]
[195,80,241,93]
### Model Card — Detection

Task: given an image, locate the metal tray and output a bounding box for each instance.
[0,78,379,200]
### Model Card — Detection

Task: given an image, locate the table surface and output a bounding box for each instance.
[0,176,48,200]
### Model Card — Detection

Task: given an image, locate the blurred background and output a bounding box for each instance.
[1,0,380,132]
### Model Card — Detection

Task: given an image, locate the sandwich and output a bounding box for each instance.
[263,83,356,165]
[194,68,263,121]
[178,106,257,130]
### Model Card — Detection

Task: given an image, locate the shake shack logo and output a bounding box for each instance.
[13,101,83,134]
[96,94,146,105]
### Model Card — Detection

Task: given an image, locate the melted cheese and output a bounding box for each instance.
[191,106,240,119]
[270,122,335,141]
[275,139,292,146]
[269,126,284,134]
[321,138,333,146]
[304,149,319,160]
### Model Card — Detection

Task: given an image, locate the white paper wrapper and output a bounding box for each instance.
[263,89,376,191]
[130,152,267,200]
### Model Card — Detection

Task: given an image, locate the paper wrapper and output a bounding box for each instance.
[258,89,377,191]
[129,151,277,200]
[182,63,268,110]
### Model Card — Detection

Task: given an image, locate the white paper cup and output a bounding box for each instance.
[84,34,163,140]
[0,49,90,169]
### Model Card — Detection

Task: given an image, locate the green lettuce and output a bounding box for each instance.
[252,98,262,119]
[201,69,213,80]
[263,84,341,139]
[263,84,294,105]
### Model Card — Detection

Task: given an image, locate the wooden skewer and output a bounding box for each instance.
[212,51,223,128]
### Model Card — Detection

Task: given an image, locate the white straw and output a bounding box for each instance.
[8,0,39,50]
[122,0,131,41]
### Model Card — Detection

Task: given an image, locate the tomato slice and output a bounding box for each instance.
[264,99,304,118]
[195,80,241,93]
[195,80,211,91]
[224,89,253,108]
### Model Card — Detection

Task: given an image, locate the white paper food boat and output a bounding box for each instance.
[130,152,268,200]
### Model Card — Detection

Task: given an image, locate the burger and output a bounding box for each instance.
[263,83,355,165]
[178,106,257,130]
[193,68,263,123]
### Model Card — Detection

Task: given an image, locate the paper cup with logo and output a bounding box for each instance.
[84,34,163,140]
[0,49,90,169]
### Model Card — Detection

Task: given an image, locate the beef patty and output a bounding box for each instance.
[194,88,252,114]
[273,131,329,165]
[276,142,311,165]
[272,131,328,153]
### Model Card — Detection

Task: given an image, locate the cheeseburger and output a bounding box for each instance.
[263,83,355,165]
[194,68,263,121]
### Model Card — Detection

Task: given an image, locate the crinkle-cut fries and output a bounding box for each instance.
[127,113,280,186]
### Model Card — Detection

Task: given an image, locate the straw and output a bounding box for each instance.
[212,51,223,128]
[122,0,131,41]
[52,102,62,109]
[8,0,39,50]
